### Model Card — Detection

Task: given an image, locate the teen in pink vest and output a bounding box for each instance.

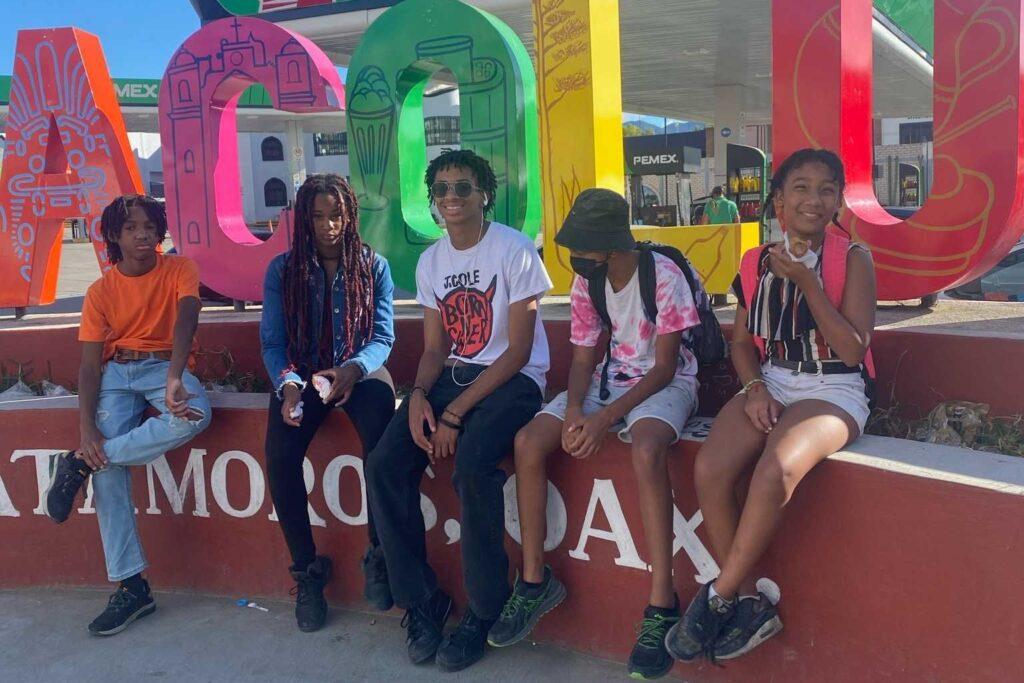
[666,149,877,664]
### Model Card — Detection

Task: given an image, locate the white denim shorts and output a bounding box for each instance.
[539,375,698,444]
[761,362,870,433]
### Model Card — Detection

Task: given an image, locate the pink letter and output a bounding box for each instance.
[159,17,344,301]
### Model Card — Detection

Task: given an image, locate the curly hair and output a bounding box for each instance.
[762,148,849,236]
[283,174,375,374]
[100,194,168,263]
[424,148,498,215]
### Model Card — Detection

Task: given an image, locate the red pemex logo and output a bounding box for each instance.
[436,275,497,358]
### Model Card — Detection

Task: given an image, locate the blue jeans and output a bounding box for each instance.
[91,359,211,581]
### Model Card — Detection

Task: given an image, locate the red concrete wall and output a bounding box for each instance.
[4,319,1023,419]
[1,402,1022,681]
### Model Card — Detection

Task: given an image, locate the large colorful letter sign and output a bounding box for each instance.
[533,0,626,294]
[774,0,1024,299]
[0,28,144,308]
[159,18,344,301]
[346,0,541,291]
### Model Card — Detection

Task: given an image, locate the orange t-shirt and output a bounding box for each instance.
[79,255,201,365]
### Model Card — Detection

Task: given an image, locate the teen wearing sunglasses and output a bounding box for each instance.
[365,149,552,672]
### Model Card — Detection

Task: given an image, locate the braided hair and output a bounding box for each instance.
[762,148,850,237]
[425,148,498,215]
[100,194,168,263]
[283,174,375,374]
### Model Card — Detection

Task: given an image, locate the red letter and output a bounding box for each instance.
[773,0,1024,298]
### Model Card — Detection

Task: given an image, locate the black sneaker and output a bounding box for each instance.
[361,544,393,611]
[664,582,735,663]
[88,580,156,636]
[289,555,332,632]
[401,589,453,664]
[713,592,783,660]
[627,601,681,680]
[44,451,92,523]
[488,566,567,647]
[436,609,494,672]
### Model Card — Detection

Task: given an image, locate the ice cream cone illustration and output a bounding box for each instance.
[349,65,395,211]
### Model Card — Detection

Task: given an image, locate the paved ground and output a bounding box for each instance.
[0,589,626,682]
[2,242,1023,337]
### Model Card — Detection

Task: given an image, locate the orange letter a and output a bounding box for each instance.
[0,28,143,308]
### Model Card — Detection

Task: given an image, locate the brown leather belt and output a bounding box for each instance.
[112,349,174,363]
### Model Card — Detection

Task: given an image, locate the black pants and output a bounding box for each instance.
[365,366,542,620]
[266,377,395,569]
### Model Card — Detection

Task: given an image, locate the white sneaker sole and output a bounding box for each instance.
[716,615,783,660]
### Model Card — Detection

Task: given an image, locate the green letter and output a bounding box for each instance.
[347,0,541,290]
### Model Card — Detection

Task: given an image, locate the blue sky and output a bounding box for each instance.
[0,1,201,78]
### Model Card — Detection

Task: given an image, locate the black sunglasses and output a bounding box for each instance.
[430,180,482,200]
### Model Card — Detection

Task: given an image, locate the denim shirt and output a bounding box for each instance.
[260,249,395,394]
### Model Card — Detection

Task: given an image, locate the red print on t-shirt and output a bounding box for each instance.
[437,275,497,358]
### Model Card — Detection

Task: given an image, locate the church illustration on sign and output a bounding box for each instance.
[164,19,318,248]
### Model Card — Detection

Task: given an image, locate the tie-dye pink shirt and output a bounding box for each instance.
[570,252,700,387]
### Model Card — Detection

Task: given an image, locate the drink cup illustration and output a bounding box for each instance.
[349,65,395,211]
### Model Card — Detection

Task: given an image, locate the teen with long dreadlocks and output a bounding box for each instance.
[665,148,876,663]
[365,149,551,672]
[44,194,212,636]
[260,173,396,632]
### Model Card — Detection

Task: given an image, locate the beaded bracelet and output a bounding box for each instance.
[739,378,766,395]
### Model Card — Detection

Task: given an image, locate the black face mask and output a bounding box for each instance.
[570,255,609,280]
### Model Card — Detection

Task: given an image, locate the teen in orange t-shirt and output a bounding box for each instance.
[44,195,211,637]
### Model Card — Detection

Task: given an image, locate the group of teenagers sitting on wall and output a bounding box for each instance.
[42,146,875,679]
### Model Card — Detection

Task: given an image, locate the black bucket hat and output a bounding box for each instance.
[555,188,636,252]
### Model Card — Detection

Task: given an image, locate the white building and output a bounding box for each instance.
[115,88,460,226]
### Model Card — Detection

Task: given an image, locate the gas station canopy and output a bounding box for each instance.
[199,0,934,123]
[0,2,933,135]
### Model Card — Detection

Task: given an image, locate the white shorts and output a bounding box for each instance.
[761,362,870,433]
[539,375,698,444]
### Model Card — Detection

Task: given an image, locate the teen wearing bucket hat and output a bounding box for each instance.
[489,188,701,680]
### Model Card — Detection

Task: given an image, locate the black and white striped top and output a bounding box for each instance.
[732,247,837,363]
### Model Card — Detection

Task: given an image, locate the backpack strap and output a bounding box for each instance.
[821,230,850,309]
[586,274,614,400]
[821,231,877,378]
[636,247,659,323]
[739,245,768,364]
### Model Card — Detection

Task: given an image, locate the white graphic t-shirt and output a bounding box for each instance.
[416,222,553,394]
[570,251,700,388]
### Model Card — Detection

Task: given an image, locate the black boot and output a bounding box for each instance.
[361,543,394,611]
[289,555,332,632]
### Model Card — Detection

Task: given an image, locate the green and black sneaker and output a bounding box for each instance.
[487,566,567,647]
[628,599,681,680]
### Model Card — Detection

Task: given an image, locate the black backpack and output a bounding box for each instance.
[587,241,728,399]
